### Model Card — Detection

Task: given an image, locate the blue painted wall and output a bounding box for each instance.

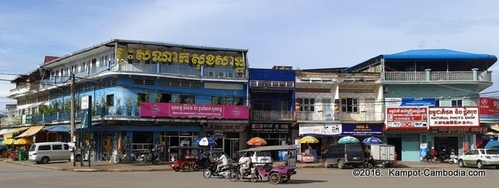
[46,75,247,113]
[384,84,479,106]
[249,68,296,81]
[248,68,296,111]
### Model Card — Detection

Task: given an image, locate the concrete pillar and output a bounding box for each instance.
[472,68,479,81]
[425,69,431,81]
[126,131,133,162]
[239,131,247,150]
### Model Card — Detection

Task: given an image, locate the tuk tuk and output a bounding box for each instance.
[230,145,297,184]
[168,146,204,172]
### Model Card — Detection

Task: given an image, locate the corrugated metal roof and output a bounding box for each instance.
[343,49,497,72]
[383,49,497,61]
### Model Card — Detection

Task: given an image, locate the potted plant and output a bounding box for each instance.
[155,91,162,103]
[116,98,122,115]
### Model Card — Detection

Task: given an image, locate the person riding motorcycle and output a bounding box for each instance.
[238,152,251,176]
[215,152,229,173]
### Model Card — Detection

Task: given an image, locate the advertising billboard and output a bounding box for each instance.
[385,107,428,130]
[428,107,479,127]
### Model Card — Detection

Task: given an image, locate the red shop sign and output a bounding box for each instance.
[479,97,499,116]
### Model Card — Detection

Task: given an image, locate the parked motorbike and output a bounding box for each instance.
[202,161,231,179]
[363,155,392,168]
[364,156,377,169]
[445,152,458,164]
[137,146,162,165]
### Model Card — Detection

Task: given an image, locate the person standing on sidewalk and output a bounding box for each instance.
[430,147,436,163]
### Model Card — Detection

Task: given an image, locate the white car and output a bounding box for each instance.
[457,148,499,169]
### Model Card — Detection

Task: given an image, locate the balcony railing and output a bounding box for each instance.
[384,70,491,82]
[30,106,143,124]
[34,64,246,91]
[31,112,79,123]
[0,116,21,126]
[251,111,295,121]
[9,83,42,96]
[9,86,29,96]
[295,111,341,122]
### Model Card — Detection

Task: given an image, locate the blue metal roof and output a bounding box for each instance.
[343,49,497,72]
[383,49,497,61]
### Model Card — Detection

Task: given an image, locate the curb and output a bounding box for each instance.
[3,160,67,171]
[3,159,453,172]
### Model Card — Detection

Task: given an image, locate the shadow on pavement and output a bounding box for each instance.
[227,179,328,185]
[286,179,328,184]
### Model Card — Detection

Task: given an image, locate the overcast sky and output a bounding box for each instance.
[1,0,499,113]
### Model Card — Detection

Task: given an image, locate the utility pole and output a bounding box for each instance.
[70,73,76,166]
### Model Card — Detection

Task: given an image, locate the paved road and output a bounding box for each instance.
[1,162,496,188]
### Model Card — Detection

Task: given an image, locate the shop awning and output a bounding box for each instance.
[490,124,499,132]
[15,125,45,138]
[76,122,100,129]
[3,132,17,145]
[43,125,70,132]
[4,133,13,139]
[0,128,14,136]
[3,127,29,136]
[3,138,15,145]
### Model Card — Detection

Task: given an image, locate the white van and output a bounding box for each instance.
[28,142,71,164]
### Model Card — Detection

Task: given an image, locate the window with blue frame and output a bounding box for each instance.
[451,100,462,107]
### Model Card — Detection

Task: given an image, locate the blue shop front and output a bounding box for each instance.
[87,123,201,163]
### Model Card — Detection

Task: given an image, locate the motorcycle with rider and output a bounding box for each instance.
[202,152,231,179]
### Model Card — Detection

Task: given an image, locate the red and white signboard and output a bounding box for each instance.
[479,97,499,116]
[385,107,428,130]
[428,107,479,127]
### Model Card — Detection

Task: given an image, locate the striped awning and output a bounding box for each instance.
[15,125,45,138]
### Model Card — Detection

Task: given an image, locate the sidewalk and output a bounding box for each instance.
[1,158,456,172]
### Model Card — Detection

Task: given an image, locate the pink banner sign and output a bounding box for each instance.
[140,102,249,120]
